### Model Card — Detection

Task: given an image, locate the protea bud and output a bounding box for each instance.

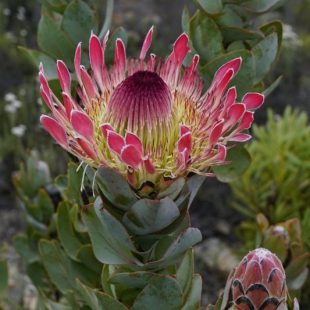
[39,27,264,197]
[231,248,289,310]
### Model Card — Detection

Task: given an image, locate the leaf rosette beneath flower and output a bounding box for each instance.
[39,27,264,197]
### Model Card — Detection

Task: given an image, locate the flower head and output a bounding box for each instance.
[231,248,287,310]
[40,28,264,196]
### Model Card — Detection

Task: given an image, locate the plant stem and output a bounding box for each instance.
[98,0,114,40]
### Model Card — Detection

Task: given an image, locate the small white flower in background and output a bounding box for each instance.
[4,97,22,113]
[283,24,302,47]
[5,31,17,42]
[4,104,17,114]
[12,100,22,108]
[3,8,11,16]
[20,29,28,37]
[11,124,26,137]
[4,93,23,112]
[17,13,25,21]
[37,98,42,105]
[19,88,26,96]
[4,92,16,102]
[18,6,26,14]
[16,6,26,21]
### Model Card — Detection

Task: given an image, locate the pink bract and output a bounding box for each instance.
[39,28,264,195]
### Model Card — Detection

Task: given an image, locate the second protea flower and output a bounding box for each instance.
[231,248,293,310]
[39,28,264,196]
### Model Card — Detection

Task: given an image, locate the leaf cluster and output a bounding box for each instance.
[11,152,205,309]
[231,107,310,223]
[230,107,310,299]
[183,0,289,99]
[19,0,128,98]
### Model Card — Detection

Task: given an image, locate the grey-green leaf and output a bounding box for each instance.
[18,47,57,80]
[176,248,194,300]
[108,271,158,288]
[190,16,224,64]
[76,279,128,310]
[252,33,278,84]
[57,201,83,259]
[61,0,98,47]
[131,276,183,310]
[96,168,138,212]
[180,274,202,310]
[82,198,140,265]
[213,147,252,182]
[122,197,180,235]
[38,14,76,69]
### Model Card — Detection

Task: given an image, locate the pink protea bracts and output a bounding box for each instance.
[231,248,288,310]
[39,27,264,196]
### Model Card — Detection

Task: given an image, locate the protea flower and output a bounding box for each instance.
[231,248,288,310]
[39,27,263,196]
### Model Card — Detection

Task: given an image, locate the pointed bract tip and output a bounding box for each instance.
[89,33,98,46]
[103,30,110,41]
[100,123,114,139]
[175,32,189,45]
[40,115,68,146]
[242,92,265,110]
[180,124,190,136]
[174,32,190,52]
[140,26,154,60]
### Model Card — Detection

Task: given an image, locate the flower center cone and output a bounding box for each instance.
[106,70,174,150]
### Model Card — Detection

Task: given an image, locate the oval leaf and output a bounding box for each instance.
[108,271,158,288]
[252,33,278,84]
[122,197,180,235]
[38,14,76,69]
[82,198,140,265]
[131,276,183,310]
[61,0,98,47]
[190,15,224,64]
[213,147,252,182]
[96,167,138,211]
[76,279,128,310]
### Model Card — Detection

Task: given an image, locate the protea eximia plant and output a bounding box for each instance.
[37,28,269,309]
[208,248,300,310]
[39,27,264,198]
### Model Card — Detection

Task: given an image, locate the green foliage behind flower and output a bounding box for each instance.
[182,0,288,99]
[231,106,310,223]
[230,106,310,306]
[19,0,128,98]
[0,246,9,307]
[255,214,309,298]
